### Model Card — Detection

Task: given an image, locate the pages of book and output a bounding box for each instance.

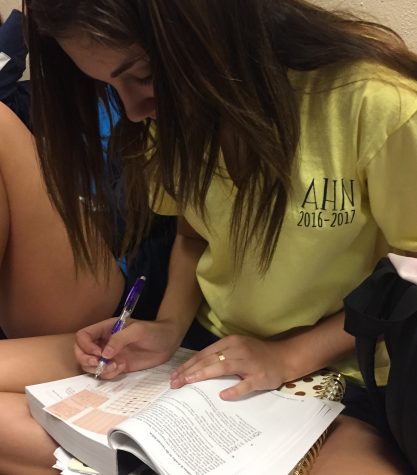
[53,447,99,475]
[109,376,343,475]
[26,348,194,475]
[26,348,344,475]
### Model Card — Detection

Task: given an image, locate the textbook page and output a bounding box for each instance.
[53,447,99,475]
[26,372,115,473]
[27,347,343,475]
[26,348,194,475]
[108,376,343,475]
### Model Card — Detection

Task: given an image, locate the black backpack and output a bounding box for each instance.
[344,257,417,472]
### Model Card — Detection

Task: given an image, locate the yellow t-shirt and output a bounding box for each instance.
[154,62,417,384]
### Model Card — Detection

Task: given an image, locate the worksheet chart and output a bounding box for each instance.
[47,372,170,435]
[105,372,168,416]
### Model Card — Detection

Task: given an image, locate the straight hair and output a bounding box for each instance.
[23,0,417,274]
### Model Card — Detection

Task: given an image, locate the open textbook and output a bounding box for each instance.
[26,347,344,475]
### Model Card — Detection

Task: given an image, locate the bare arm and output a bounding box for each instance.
[275,309,354,383]
[173,251,417,399]
[0,103,124,337]
[74,216,208,376]
[155,216,208,344]
[171,308,354,399]
[279,250,417,383]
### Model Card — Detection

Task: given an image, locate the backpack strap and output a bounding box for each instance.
[344,258,398,417]
[388,284,417,324]
[344,258,399,337]
[345,259,417,470]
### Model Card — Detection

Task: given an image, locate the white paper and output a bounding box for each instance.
[109,377,343,475]
[0,52,11,71]
[27,348,343,475]
[388,252,417,284]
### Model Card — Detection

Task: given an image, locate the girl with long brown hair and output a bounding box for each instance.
[2,0,417,472]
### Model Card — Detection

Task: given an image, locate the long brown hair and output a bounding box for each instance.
[23,0,417,274]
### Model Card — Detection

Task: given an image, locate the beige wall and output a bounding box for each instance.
[313,0,417,51]
[0,0,20,21]
[1,0,416,50]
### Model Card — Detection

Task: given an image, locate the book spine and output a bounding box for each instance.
[317,372,346,402]
[289,372,345,475]
[290,432,326,475]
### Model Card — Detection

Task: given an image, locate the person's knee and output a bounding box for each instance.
[311,415,412,475]
[0,392,58,475]
[0,335,81,393]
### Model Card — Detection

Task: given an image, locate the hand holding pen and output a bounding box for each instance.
[94,276,146,378]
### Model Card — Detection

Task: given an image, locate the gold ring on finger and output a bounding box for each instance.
[216,351,226,362]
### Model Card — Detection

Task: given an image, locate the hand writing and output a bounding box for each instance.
[74,318,182,379]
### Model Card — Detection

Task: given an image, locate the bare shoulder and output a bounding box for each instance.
[0,102,33,150]
[0,102,27,129]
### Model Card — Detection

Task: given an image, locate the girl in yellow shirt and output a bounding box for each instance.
[2,1,417,473]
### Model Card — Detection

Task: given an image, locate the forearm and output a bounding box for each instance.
[281,251,417,381]
[277,310,355,382]
[156,218,207,344]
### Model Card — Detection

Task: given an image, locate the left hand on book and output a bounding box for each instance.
[170,335,292,400]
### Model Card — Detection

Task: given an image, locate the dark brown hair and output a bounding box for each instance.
[23,0,417,274]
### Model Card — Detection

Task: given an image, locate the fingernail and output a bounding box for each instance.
[170,378,180,388]
[88,357,98,366]
[185,373,197,383]
[102,346,114,359]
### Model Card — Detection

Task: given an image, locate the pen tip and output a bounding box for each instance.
[94,360,105,379]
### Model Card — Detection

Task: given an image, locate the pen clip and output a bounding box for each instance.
[124,275,146,313]
[95,276,146,378]
[111,318,127,334]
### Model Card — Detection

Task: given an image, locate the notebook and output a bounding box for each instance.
[280,370,346,475]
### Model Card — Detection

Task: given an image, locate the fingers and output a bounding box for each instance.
[170,350,259,400]
[74,318,126,376]
[75,329,102,358]
[80,358,127,379]
[74,318,182,378]
[170,339,246,393]
[171,340,228,376]
[100,321,146,359]
[75,318,118,353]
[170,336,281,400]
[170,351,229,386]
[73,339,97,370]
[74,319,117,367]
[219,379,256,400]
[74,338,128,378]
[93,361,127,380]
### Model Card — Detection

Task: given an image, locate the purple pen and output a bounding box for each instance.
[94,275,146,378]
